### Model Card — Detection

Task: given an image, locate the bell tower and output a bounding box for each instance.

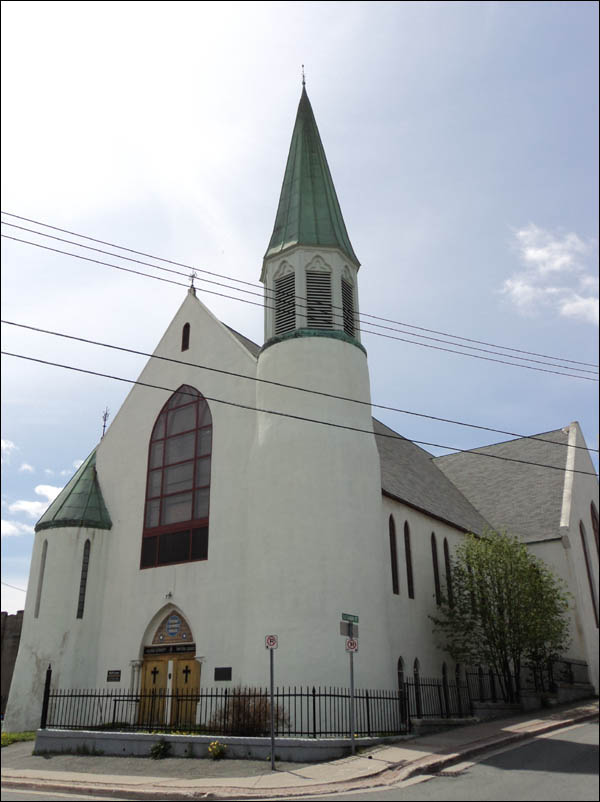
[261,85,363,351]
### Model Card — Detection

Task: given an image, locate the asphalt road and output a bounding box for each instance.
[303,720,600,801]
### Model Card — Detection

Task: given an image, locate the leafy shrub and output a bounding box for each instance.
[1,732,36,748]
[209,687,288,736]
[149,738,172,759]
[208,740,227,760]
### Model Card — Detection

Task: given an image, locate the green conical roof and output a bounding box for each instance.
[264,87,360,268]
[35,448,112,532]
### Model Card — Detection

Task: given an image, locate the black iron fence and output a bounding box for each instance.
[39,658,587,736]
[42,683,410,737]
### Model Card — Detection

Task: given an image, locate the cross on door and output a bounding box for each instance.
[151,666,160,685]
[182,664,191,684]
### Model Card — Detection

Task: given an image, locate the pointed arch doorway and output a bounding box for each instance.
[139,610,201,728]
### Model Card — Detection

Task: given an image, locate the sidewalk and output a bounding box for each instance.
[2,700,598,800]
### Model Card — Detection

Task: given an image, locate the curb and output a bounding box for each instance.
[2,710,598,800]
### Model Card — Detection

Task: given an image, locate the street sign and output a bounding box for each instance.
[340,621,359,638]
[342,613,359,623]
[265,634,278,650]
[345,638,358,652]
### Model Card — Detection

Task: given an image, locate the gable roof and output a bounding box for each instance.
[433,428,570,542]
[224,324,261,357]
[264,87,359,268]
[373,419,491,534]
[35,449,112,533]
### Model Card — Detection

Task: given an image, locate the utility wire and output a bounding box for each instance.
[2,211,597,370]
[3,319,597,453]
[1,581,27,593]
[2,233,597,383]
[2,350,597,476]
[3,220,597,376]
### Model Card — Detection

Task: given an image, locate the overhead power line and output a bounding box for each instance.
[2,319,597,454]
[2,233,597,383]
[3,220,598,376]
[1,350,597,477]
[1,581,27,593]
[2,211,597,370]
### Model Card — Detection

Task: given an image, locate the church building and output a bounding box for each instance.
[4,86,599,733]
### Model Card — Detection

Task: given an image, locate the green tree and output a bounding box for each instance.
[430,531,570,701]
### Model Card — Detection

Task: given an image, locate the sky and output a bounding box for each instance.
[1,1,598,614]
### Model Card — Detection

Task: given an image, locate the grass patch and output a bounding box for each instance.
[1,731,36,747]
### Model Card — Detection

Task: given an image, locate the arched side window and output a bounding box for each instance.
[591,502,599,556]
[34,539,48,619]
[141,385,212,569]
[341,277,355,337]
[580,520,599,628]
[397,657,405,689]
[431,532,441,606]
[76,539,91,619]
[181,323,190,352]
[443,538,454,607]
[306,270,333,329]
[389,516,399,595]
[274,272,295,335]
[404,521,414,599]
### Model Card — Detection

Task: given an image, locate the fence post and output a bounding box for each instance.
[312,687,317,739]
[40,664,52,729]
[365,689,371,736]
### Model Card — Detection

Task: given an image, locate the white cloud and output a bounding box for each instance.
[19,463,35,473]
[502,224,599,325]
[44,468,55,476]
[1,440,18,464]
[8,484,63,519]
[1,519,35,537]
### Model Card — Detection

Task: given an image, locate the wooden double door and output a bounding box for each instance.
[139,655,200,728]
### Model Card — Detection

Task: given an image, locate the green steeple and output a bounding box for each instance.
[35,448,112,532]
[264,87,360,268]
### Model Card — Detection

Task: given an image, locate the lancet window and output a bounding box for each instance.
[274,272,296,335]
[141,385,212,569]
[306,270,333,329]
[341,277,355,337]
[76,539,91,619]
[389,515,399,595]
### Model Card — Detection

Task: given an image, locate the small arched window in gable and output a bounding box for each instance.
[580,520,599,628]
[181,323,190,352]
[443,538,454,607]
[404,521,414,599]
[141,385,212,569]
[34,539,48,619]
[431,532,441,606]
[389,516,399,595]
[76,539,91,619]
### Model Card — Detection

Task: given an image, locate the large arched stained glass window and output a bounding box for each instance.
[140,385,212,569]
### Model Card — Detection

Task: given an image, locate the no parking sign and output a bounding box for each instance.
[265,634,278,650]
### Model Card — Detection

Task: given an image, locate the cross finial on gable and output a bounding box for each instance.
[189,270,197,296]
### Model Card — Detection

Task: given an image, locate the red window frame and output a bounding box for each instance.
[140,385,212,569]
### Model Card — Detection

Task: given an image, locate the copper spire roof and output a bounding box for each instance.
[35,448,112,532]
[264,87,360,268]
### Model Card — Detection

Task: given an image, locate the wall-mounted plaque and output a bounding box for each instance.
[106,670,121,682]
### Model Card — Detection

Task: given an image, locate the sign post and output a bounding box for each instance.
[265,635,278,771]
[345,637,359,755]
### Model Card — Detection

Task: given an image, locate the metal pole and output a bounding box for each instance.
[270,648,275,771]
[349,651,355,755]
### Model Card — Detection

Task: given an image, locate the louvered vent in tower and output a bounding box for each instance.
[274,273,296,335]
[341,278,355,337]
[306,271,333,329]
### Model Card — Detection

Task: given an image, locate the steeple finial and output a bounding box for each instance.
[301,64,305,88]
[188,270,197,296]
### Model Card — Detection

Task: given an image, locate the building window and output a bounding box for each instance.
[404,522,414,599]
[591,502,599,556]
[341,278,355,337]
[580,520,599,628]
[34,539,48,619]
[431,533,441,606]
[181,323,190,351]
[274,273,295,335]
[306,271,333,329]
[76,540,91,619]
[141,385,212,569]
[389,516,399,595]
[443,538,453,607]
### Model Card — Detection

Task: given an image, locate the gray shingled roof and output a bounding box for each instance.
[225,325,261,357]
[433,428,570,542]
[373,419,492,534]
